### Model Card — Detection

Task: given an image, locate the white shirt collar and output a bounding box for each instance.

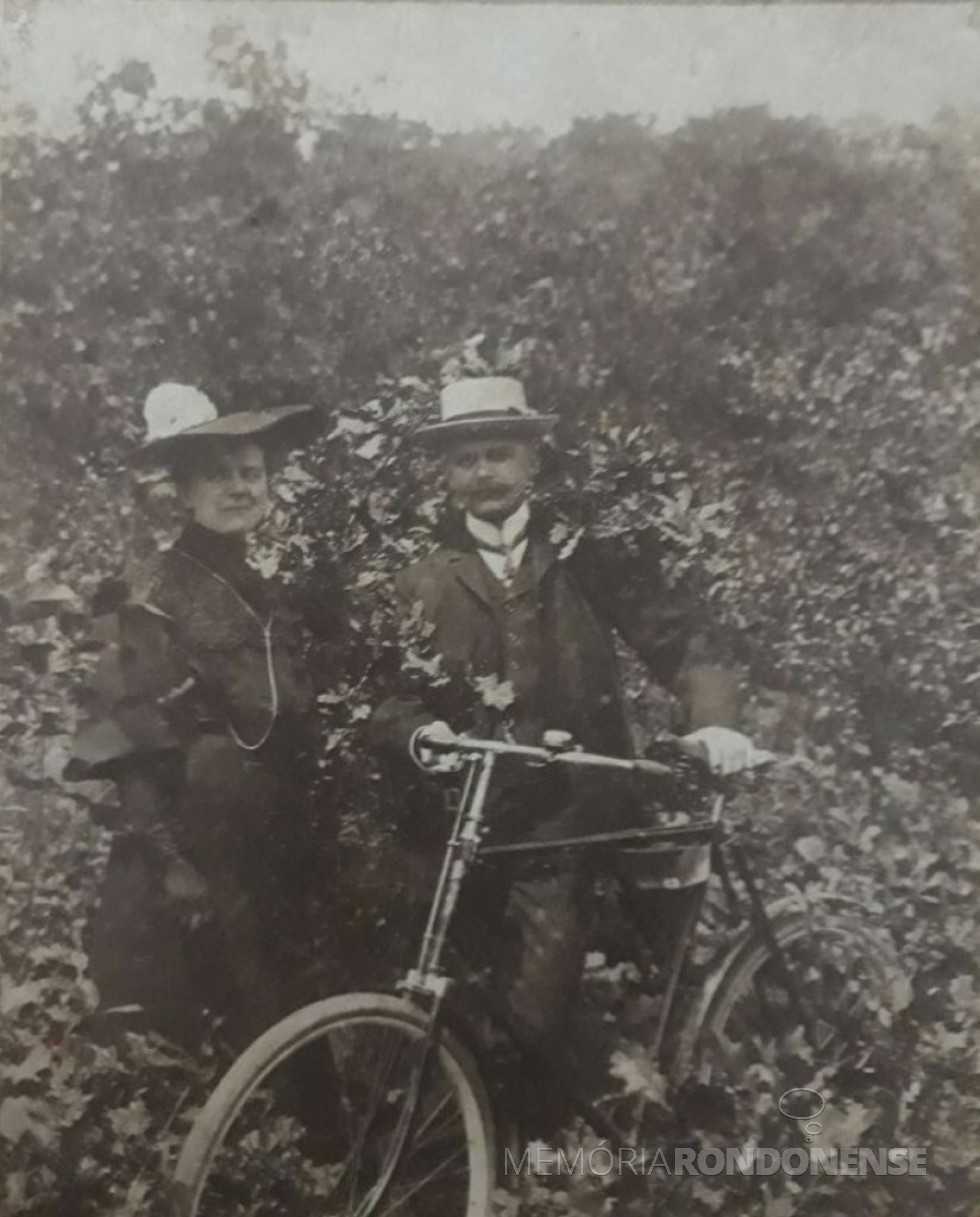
[465,501,530,583]
[465,500,530,551]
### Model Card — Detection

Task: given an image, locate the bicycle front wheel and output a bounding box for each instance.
[172,993,496,1217]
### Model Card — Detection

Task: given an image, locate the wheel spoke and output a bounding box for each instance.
[345,1028,413,1210]
[695,921,905,1143]
[411,1087,461,1147]
[377,1145,469,1217]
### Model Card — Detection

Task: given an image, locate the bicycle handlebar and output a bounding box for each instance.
[410,727,782,791]
[409,728,677,778]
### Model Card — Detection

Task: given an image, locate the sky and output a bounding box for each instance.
[5,2,980,136]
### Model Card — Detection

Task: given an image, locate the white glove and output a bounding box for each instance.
[682,726,776,777]
[410,720,461,773]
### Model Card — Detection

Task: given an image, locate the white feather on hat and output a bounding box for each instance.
[134,383,313,465]
[144,383,219,443]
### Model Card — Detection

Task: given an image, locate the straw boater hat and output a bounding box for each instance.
[415,377,557,446]
[134,383,313,466]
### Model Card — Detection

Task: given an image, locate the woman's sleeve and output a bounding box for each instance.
[66,580,193,783]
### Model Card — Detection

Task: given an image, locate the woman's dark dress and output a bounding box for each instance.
[69,523,328,1048]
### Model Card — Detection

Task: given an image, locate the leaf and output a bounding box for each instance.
[816,1099,874,1147]
[0,1096,55,1147]
[879,772,921,809]
[608,1046,668,1106]
[473,674,516,710]
[764,1193,798,1217]
[0,1098,32,1144]
[691,1179,726,1212]
[794,836,826,863]
[6,1043,53,1084]
[858,824,882,852]
[354,435,385,461]
[121,1180,152,1216]
[889,971,913,1013]
[1,979,47,1016]
[949,974,975,1011]
[108,1098,152,1140]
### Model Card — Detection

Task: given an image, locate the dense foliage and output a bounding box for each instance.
[2,33,980,1216]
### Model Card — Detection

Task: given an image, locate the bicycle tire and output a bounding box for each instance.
[171,992,497,1217]
[702,911,900,1052]
[684,909,906,1141]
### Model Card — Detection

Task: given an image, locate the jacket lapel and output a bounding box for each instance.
[447,536,560,605]
[448,548,502,606]
[503,537,558,601]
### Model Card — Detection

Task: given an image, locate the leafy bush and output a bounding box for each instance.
[2,36,980,1216]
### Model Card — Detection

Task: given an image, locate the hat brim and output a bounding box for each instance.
[133,405,315,467]
[413,413,557,448]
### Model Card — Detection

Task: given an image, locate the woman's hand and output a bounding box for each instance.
[164,858,210,906]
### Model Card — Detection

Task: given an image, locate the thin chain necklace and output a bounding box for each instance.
[171,546,280,752]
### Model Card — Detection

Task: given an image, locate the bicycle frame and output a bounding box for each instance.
[362,737,810,1209]
[398,734,814,1050]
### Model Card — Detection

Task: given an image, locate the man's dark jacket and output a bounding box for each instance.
[372,509,713,1036]
[372,509,698,780]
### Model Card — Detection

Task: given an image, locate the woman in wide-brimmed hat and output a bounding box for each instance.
[68,384,337,1048]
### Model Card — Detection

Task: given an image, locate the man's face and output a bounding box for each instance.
[179,440,271,536]
[444,437,539,523]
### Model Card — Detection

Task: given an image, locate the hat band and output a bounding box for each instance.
[445,408,537,422]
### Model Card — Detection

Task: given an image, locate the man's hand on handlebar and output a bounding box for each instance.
[681,725,775,777]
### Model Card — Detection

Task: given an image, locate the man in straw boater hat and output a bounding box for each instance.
[372,375,769,1128]
[67,384,341,1049]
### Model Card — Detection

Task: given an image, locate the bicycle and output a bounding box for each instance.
[171,731,906,1217]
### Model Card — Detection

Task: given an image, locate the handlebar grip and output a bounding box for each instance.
[644,733,716,785]
[407,724,463,772]
[631,758,674,778]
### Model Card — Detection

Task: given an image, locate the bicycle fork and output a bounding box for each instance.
[400,751,496,1009]
[351,756,496,1216]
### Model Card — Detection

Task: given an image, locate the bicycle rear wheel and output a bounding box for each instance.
[172,993,496,1217]
[687,910,907,1142]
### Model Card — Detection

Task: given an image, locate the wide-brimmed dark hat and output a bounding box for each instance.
[414,377,557,447]
[133,383,313,466]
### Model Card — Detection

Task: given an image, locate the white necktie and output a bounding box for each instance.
[466,505,530,587]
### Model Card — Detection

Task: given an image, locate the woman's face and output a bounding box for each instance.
[179,440,271,536]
